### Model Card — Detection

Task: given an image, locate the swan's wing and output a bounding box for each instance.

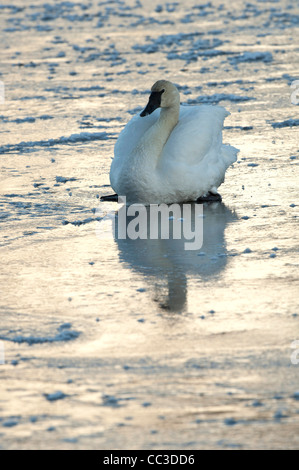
[162,105,230,166]
[114,109,160,161]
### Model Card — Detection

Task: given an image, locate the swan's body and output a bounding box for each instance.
[110,80,238,204]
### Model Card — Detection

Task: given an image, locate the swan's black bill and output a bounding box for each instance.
[140,90,164,117]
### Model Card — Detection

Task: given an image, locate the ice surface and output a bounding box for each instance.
[0,0,298,451]
[0,326,81,345]
[229,51,273,65]
[271,119,299,128]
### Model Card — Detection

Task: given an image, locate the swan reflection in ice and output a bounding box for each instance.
[113,202,237,312]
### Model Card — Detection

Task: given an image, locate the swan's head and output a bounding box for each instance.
[140,80,180,117]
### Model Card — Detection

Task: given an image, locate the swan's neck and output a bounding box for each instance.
[133,103,180,168]
[159,105,180,138]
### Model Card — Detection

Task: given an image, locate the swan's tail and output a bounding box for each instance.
[222,144,239,169]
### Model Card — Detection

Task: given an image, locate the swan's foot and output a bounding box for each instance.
[100,193,119,202]
[101,192,222,203]
[196,191,222,203]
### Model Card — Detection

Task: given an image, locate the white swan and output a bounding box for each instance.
[109,80,238,204]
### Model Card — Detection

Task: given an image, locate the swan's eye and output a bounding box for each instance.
[161,89,165,94]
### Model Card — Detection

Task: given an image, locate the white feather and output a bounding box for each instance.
[110,102,238,204]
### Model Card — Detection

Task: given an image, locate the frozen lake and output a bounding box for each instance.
[0,0,298,450]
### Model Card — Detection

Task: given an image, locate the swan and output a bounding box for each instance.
[107,80,238,204]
